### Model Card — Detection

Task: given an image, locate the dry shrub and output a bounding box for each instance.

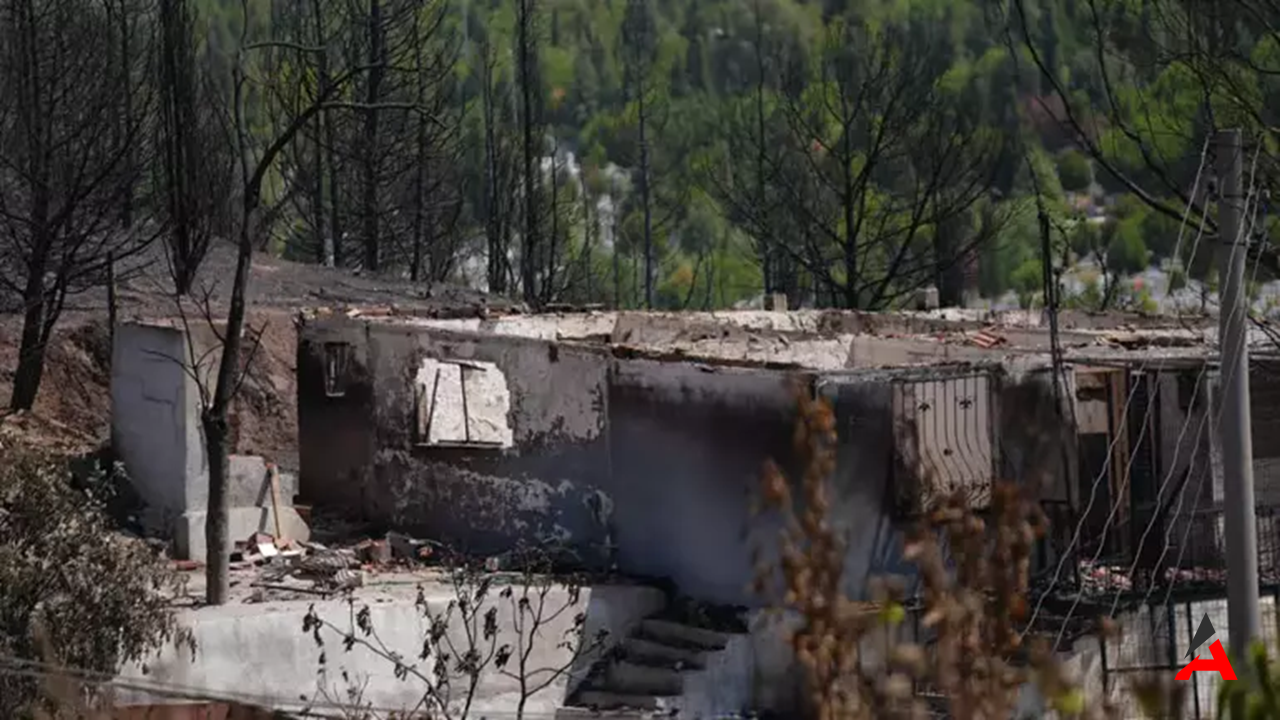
[753,382,1117,720]
[0,446,191,718]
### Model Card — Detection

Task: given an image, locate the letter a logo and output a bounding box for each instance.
[1175,614,1237,682]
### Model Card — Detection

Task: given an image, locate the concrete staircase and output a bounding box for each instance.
[563,615,746,717]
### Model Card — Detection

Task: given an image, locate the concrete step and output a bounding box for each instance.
[638,618,729,651]
[622,636,708,669]
[555,706,657,720]
[605,659,683,696]
[574,689,676,712]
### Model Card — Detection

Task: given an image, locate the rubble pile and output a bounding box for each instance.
[171,529,445,603]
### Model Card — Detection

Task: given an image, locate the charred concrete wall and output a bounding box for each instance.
[299,319,614,563]
[812,365,1072,597]
[297,318,1069,606]
[606,360,803,603]
[297,318,808,603]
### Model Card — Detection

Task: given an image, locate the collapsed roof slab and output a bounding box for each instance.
[319,312,1014,372]
[300,306,1232,374]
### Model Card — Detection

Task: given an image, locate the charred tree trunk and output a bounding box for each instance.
[360,0,384,273]
[9,0,51,412]
[749,0,779,300]
[481,46,507,294]
[517,0,540,306]
[581,178,593,300]
[159,0,199,294]
[310,0,332,267]
[934,212,968,308]
[11,261,49,412]
[841,125,858,310]
[544,145,559,305]
[201,212,252,605]
[410,20,430,283]
[117,2,135,229]
[411,150,430,282]
[612,181,621,309]
[638,89,653,309]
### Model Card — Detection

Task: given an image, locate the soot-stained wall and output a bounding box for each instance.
[606,360,804,604]
[299,318,615,564]
[298,318,1068,605]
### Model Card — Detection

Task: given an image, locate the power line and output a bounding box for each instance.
[1022,143,1217,639]
[1059,136,1268,651]
[1026,136,1268,650]
[1103,145,1269,619]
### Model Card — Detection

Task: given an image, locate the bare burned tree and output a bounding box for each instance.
[405,0,465,284]
[268,0,347,265]
[105,0,150,231]
[0,0,157,412]
[516,0,544,306]
[268,0,461,279]
[620,0,658,309]
[156,0,235,295]
[354,0,398,273]
[477,33,522,296]
[712,13,1006,310]
[1001,0,1279,255]
[201,0,440,605]
[703,0,794,305]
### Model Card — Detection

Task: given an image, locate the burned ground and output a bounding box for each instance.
[0,240,508,466]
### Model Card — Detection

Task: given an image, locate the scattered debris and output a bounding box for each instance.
[970,327,1007,349]
[345,305,395,319]
[356,538,391,564]
[388,531,437,561]
[249,581,332,597]
[1103,331,1203,350]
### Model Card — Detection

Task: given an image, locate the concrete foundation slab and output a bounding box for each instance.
[116,577,665,716]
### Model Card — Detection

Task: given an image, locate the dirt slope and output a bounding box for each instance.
[0,241,506,466]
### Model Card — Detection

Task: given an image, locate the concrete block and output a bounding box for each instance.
[554,708,652,720]
[226,455,300,508]
[621,637,708,669]
[638,619,728,650]
[174,505,311,561]
[604,660,682,696]
[573,690,669,711]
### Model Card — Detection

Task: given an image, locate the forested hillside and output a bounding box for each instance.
[5,0,1280,422]
[104,0,1271,317]
[184,0,1240,313]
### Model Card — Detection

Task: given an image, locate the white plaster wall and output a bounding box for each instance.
[111,323,198,534]
[116,582,666,717]
[113,321,304,559]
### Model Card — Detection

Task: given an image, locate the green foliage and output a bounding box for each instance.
[1105,217,1149,277]
[185,0,1275,309]
[1010,258,1043,308]
[0,449,191,718]
[1203,640,1280,720]
[1056,148,1093,193]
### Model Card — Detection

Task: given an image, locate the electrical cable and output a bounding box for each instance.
[1021,142,1216,639]
[1056,138,1267,652]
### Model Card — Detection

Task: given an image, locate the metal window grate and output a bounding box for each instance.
[890,370,998,515]
[323,342,352,397]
